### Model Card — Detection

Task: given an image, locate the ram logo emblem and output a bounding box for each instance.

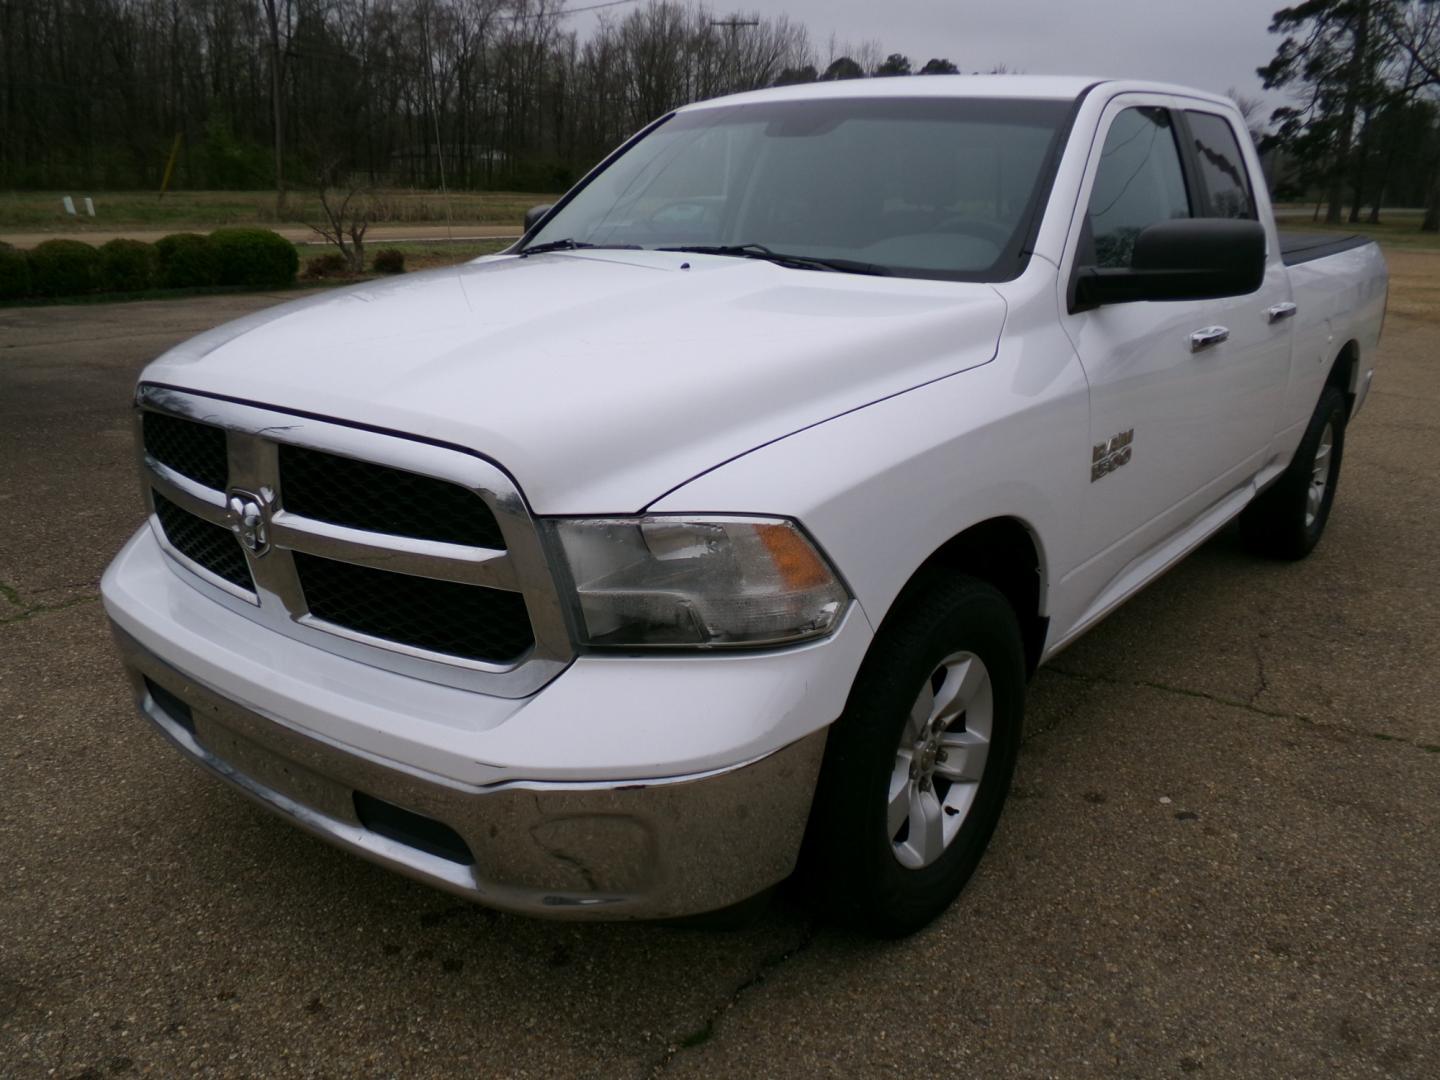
[1091,429,1134,482]
[225,490,270,556]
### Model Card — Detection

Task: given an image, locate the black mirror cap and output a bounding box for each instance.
[1133,218,1265,284]
[524,204,554,232]
[1074,218,1267,309]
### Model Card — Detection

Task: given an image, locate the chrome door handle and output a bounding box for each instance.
[1266,301,1298,323]
[1189,326,1230,352]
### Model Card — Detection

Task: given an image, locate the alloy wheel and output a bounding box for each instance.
[1306,420,1335,529]
[888,651,994,869]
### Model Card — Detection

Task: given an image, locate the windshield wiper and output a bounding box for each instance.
[520,239,640,256]
[657,243,889,277]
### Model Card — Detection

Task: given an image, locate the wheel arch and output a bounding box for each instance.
[1327,338,1361,418]
[887,516,1049,677]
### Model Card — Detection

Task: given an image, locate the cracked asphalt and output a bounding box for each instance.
[3,257,1438,1078]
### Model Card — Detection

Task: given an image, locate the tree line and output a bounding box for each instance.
[1260,1,1440,228]
[0,0,969,197]
[6,0,1440,232]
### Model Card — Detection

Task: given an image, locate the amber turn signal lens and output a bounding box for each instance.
[757,522,832,590]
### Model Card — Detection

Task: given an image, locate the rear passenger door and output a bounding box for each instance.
[1177,107,1293,447]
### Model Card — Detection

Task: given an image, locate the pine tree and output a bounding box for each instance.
[1259,1,1391,223]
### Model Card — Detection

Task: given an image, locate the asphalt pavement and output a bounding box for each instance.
[1,278,1436,1078]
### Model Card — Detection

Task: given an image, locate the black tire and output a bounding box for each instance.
[1240,385,1347,560]
[802,572,1025,937]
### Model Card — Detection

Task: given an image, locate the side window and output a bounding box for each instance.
[1084,107,1191,268]
[1185,110,1255,220]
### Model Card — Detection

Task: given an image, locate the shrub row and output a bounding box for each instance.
[0,228,299,301]
[303,248,407,279]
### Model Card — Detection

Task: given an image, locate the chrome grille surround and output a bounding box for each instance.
[134,384,574,698]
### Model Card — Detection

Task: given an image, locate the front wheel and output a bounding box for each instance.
[1241,384,1348,560]
[803,572,1025,937]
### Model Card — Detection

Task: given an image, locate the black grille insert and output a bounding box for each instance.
[143,412,228,491]
[354,792,474,865]
[293,552,533,663]
[144,677,196,735]
[153,492,253,592]
[279,444,506,549]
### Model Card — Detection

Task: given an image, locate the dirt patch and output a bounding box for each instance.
[1379,248,1440,325]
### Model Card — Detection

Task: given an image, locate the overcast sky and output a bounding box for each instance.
[570,0,1293,114]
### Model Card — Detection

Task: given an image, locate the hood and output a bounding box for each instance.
[143,251,1007,513]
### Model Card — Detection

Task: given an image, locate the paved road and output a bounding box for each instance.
[1,224,520,249]
[2,276,1437,1078]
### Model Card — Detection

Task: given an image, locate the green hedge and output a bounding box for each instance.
[155,232,221,288]
[372,248,406,274]
[1,230,299,301]
[0,242,30,300]
[98,238,157,293]
[28,239,100,296]
[209,227,298,288]
[304,253,347,279]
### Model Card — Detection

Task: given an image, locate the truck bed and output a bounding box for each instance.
[1278,230,1373,267]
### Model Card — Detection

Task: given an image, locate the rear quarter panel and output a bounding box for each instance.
[1283,242,1388,441]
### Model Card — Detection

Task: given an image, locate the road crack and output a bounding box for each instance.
[1047,665,1299,720]
[650,924,814,1075]
[1248,639,1271,708]
[0,581,99,626]
[1044,666,1438,757]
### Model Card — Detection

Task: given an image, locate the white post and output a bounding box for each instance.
[84,197,95,217]
[62,196,76,216]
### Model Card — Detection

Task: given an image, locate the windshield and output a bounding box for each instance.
[524,96,1072,281]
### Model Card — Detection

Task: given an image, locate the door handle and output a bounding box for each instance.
[1266,301,1298,323]
[1189,326,1230,352]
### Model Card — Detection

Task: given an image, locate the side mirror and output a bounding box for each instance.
[524,204,554,232]
[1073,218,1266,309]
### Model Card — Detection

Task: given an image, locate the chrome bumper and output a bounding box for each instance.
[112,627,827,919]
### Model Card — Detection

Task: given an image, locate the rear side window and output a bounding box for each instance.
[1083,107,1191,268]
[1185,111,1255,220]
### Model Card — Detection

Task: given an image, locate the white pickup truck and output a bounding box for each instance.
[103,76,1387,935]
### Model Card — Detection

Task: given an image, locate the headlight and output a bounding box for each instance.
[544,516,849,648]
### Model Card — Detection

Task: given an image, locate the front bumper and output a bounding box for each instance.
[114,627,827,918]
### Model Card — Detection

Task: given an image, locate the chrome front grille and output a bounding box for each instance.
[277,443,509,548]
[291,552,535,663]
[143,411,229,490]
[134,384,574,698]
[151,490,255,592]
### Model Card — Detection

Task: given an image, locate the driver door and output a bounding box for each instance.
[1057,95,1287,617]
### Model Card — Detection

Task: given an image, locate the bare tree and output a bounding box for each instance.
[14,0,1437,221]
[310,165,376,272]
[824,34,882,75]
[1383,1,1440,228]
[1227,86,1269,144]
[260,0,296,215]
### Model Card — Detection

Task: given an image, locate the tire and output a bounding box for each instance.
[803,572,1025,937]
[1240,385,1347,560]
